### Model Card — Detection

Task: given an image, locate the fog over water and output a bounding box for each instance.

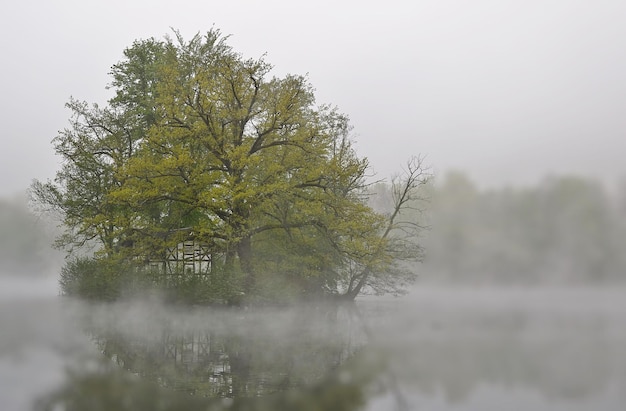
[0,170,626,411]
[2,179,626,409]
[2,2,626,408]
[2,274,626,410]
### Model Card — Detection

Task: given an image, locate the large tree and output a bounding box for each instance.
[32,30,429,301]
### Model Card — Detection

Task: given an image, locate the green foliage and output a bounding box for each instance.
[60,257,129,301]
[160,265,244,305]
[59,256,244,304]
[32,28,429,302]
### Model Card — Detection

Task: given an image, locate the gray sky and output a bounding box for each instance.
[2,0,626,197]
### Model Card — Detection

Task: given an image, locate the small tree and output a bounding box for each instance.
[339,157,431,299]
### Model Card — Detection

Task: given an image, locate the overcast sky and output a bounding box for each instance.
[1,0,626,198]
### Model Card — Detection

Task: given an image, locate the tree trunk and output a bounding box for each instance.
[237,235,255,294]
[342,267,371,300]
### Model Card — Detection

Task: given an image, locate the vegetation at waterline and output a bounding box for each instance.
[31,29,430,303]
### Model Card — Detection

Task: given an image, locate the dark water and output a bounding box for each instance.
[1,277,625,410]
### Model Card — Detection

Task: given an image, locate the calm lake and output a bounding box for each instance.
[1,277,625,410]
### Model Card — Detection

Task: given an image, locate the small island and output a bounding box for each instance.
[31,29,429,305]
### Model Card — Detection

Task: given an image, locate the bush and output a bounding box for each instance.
[59,257,157,301]
[158,265,244,305]
[59,256,243,305]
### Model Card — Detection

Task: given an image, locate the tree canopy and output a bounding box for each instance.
[31,30,429,302]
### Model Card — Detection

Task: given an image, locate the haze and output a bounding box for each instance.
[2,0,626,197]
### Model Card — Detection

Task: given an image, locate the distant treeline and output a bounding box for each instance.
[0,195,62,275]
[411,172,626,285]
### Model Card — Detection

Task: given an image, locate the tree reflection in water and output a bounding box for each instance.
[35,301,393,411]
[24,289,626,410]
[35,349,386,411]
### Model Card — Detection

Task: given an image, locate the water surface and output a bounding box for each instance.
[2,278,625,410]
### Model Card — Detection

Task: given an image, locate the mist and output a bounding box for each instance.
[3,279,626,410]
[3,1,626,196]
[3,176,626,410]
[3,1,626,408]
[416,172,626,286]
